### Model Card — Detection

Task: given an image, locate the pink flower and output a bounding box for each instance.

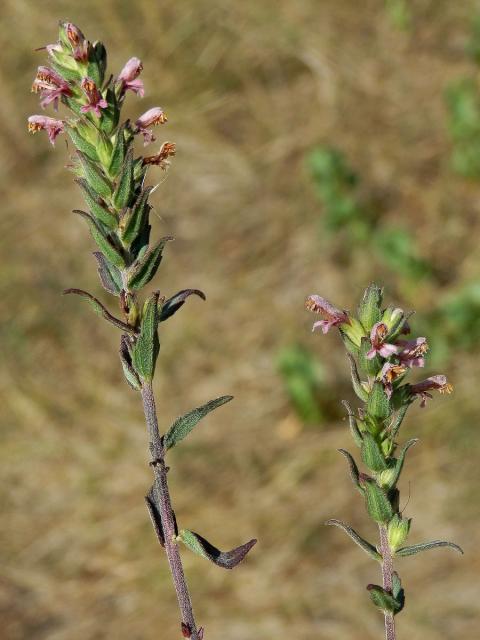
[80,78,108,117]
[28,115,65,145]
[379,362,407,398]
[367,322,399,359]
[31,66,72,111]
[64,22,89,62]
[135,107,168,145]
[143,142,176,170]
[397,337,428,368]
[117,57,144,97]
[410,375,453,408]
[305,295,350,334]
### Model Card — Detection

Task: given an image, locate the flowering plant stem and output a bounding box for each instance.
[306,285,463,639]
[28,22,255,639]
[141,383,199,638]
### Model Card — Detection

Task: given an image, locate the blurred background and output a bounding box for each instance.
[1,0,479,638]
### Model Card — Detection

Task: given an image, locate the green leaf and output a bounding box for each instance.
[132,292,160,381]
[396,540,463,557]
[66,124,99,161]
[391,572,405,613]
[63,289,134,332]
[347,354,368,402]
[49,59,82,83]
[93,251,122,296]
[164,395,233,450]
[387,439,418,488]
[119,334,141,390]
[388,403,411,439]
[121,187,152,246]
[100,87,120,135]
[361,432,388,472]
[363,478,393,523]
[357,283,383,332]
[338,449,364,495]
[76,151,112,200]
[177,529,256,569]
[341,400,363,448]
[367,584,402,614]
[109,123,131,177]
[325,519,381,561]
[127,236,174,291]
[75,178,117,229]
[89,41,107,86]
[113,147,134,209]
[159,289,206,322]
[367,382,391,421]
[74,210,126,268]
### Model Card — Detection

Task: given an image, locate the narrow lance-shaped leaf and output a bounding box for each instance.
[127,236,174,291]
[337,449,364,495]
[367,381,391,421]
[159,289,206,322]
[119,334,141,390]
[65,124,99,161]
[347,354,368,402]
[121,186,152,245]
[132,292,160,381]
[363,478,393,523]
[164,395,233,451]
[341,400,363,448]
[391,572,405,614]
[357,284,383,332]
[63,289,134,332]
[177,529,257,569]
[396,540,464,557]
[76,150,112,199]
[74,209,126,268]
[361,432,388,472]
[93,251,123,296]
[387,438,418,489]
[113,147,134,209]
[325,519,381,561]
[75,178,117,229]
[109,122,131,177]
[388,402,411,440]
[145,486,165,547]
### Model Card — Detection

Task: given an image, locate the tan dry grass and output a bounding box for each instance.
[1,0,479,638]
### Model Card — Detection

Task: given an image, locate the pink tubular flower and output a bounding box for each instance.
[31,66,72,110]
[397,337,428,368]
[65,22,89,62]
[367,322,399,359]
[135,107,168,145]
[410,375,453,408]
[143,142,176,170]
[305,295,350,334]
[117,57,144,96]
[80,78,108,117]
[28,115,65,145]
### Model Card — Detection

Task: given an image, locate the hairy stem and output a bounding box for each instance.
[379,525,396,640]
[141,382,200,639]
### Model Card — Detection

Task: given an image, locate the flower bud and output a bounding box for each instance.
[387,514,411,551]
[377,467,397,489]
[357,283,383,331]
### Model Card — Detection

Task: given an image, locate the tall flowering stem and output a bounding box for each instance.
[306,285,462,639]
[29,22,256,640]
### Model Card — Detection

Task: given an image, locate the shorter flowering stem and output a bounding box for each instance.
[141,383,199,639]
[379,525,396,640]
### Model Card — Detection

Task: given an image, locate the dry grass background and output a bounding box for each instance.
[1,0,480,638]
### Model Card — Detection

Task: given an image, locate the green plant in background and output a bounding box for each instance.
[28,22,255,640]
[277,344,326,424]
[307,145,432,281]
[385,0,411,31]
[445,78,480,178]
[305,285,463,640]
